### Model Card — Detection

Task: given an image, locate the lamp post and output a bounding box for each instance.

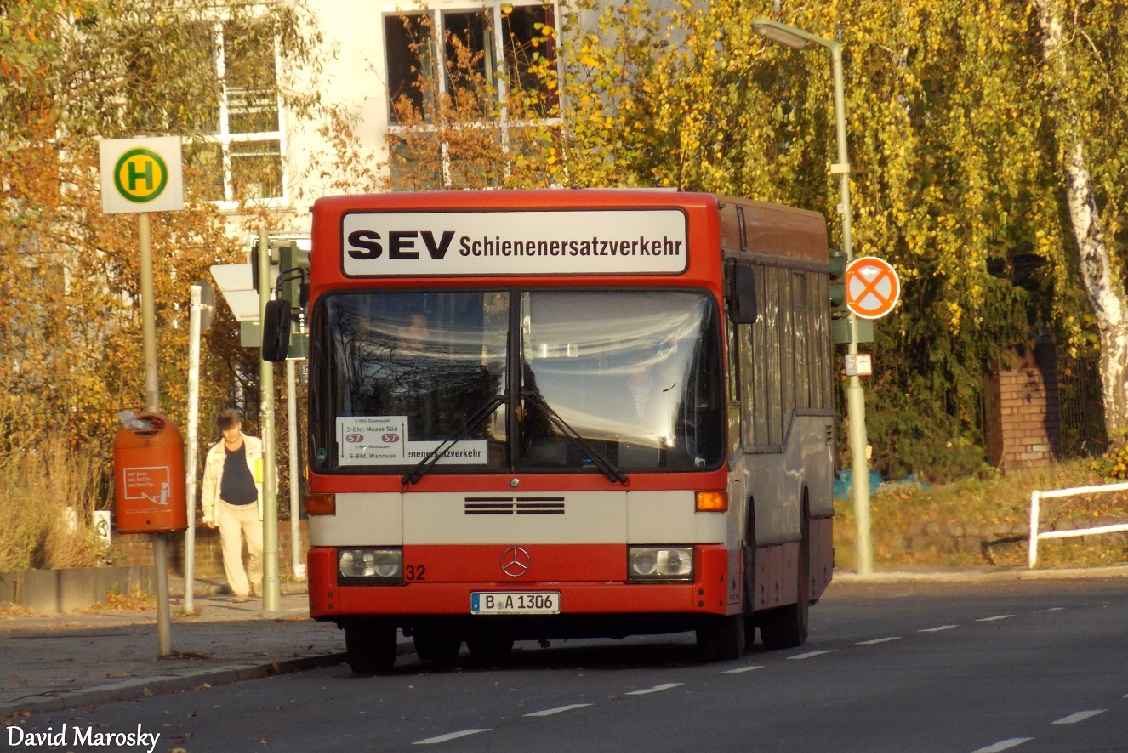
[752,18,872,576]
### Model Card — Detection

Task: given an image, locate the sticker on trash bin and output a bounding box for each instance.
[121,466,171,506]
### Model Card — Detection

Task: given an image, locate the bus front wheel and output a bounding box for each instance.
[344,619,397,674]
[697,613,746,662]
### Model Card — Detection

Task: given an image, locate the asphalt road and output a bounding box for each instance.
[12,577,1127,753]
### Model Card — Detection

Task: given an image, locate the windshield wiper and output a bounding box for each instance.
[522,390,628,485]
[401,393,506,485]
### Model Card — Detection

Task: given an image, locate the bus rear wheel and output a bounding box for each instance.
[760,510,810,651]
[697,613,746,662]
[344,619,397,674]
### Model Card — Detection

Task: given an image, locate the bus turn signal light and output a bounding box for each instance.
[695,490,728,512]
[306,493,336,516]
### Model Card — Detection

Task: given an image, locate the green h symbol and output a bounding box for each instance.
[127,158,154,192]
[113,147,168,203]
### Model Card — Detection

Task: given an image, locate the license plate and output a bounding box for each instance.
[471,592,560,615]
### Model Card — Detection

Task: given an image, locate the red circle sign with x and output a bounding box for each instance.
[844,257,901,319]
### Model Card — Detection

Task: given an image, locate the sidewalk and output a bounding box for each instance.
[0,577,356,721]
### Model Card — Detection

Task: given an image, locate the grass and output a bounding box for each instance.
[834,458,1128,570]
[0,440,107,572]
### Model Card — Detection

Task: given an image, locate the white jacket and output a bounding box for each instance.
[201,433,267,523]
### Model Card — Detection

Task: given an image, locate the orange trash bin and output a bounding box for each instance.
[113,412,187,533]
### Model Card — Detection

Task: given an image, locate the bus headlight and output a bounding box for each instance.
[338,548,403,583]
[628,546,694,582]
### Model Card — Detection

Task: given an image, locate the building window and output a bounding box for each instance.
[184,19,286,204]
[383,2,560,190]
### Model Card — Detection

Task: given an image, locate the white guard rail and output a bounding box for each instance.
[1028,481,1128,568]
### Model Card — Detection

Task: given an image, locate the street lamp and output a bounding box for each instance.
[752,17,873,576]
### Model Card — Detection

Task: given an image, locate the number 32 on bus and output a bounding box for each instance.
[263,189,836,673]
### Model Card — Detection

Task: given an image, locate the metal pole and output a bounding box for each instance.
[184,285,202,613]
[258,230,281,611]
[829,42,872,577]
[139,211,172,656]
[287,359,305,580]
[139,213,160,411]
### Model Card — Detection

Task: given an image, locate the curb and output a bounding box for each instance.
[833,564,1128,583]
[0,634,416,719]
[0,652,347,721]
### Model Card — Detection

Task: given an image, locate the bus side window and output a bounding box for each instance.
[727,319,742,458]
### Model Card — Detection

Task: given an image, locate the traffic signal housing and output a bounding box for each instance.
[828,247,874,345]
[257,238,311,361]
[273,240,310,360]
[829,247,848,319]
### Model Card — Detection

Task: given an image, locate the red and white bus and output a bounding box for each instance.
[270,189,835,673]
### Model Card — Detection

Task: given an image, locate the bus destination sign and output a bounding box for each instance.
[341,209,689,277]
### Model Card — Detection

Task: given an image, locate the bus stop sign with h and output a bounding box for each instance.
[99,136,184,658]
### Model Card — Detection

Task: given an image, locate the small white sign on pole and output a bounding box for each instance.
[845,354,872,377]
[99,136,184,214]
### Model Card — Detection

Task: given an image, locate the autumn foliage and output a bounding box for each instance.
[0,1,326,568]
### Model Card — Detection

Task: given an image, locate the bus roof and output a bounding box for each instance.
[716,196,828,264]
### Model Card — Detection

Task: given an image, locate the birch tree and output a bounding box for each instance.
[1034,0,1128,441]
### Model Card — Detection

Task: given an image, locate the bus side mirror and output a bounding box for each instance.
[728,263,758,324]
[261,298,291,362]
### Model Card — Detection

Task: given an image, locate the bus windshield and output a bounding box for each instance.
[309,289,725,475]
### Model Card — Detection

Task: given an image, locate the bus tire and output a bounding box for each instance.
[760,504,810,651]
[413,626,462,662]
[696,613,745,662]
[344,619,397,674]
[466,633,515,664]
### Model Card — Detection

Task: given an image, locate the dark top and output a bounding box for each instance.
[220,444,258,505]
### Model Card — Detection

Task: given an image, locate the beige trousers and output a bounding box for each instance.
[216,500,263,597]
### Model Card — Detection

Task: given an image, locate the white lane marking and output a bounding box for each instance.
[626,682,684,696]
[971,737,1033,753]
[919,624,959,633]
[1052,709,1106,725]
[413,729,491,745]
[524,703,593,717]
[724,665,764,674]
[788,650,834,660]
[857,637,902,646]
[978,615,1014,622]
[1041,607,1065,612]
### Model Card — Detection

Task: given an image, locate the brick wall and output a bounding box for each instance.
[110,520,309,580]
[986,334,1061,473]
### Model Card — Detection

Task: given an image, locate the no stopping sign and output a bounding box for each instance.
[844,257,900,319]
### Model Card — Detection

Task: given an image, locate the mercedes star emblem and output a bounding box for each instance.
[500,546,531,578]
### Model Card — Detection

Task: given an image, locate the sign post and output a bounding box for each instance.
[100,136,184,657]
[257,231,282,612]
[184,282,215,613]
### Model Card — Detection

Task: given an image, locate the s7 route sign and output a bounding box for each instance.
[844,256,901,319]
